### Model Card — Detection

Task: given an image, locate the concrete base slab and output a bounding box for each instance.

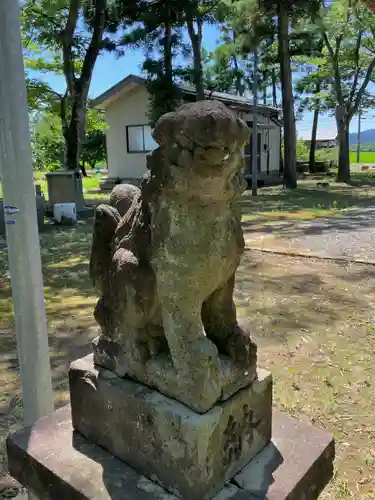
[69,355,272,499]
[234,412,335,499]
[6,406,334,500]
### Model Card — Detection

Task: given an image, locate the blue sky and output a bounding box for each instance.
[29,23,375,139]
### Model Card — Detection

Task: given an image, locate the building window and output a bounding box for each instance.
[126,125,157,153]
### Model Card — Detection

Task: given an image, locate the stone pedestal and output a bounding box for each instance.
[6,405,335,500]
[46,171,85,210]
[69,355,272,500]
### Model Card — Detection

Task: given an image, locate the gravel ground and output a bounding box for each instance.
[248,207,375,262]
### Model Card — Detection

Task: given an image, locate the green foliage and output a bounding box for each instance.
[315,147,338,163]
[23,0,375,185]
[350,143,375,153]
[31,112,63,171]
[31,109,107,171]
[146,74,182,126]
[81,130,107,168]
[296,138,310,161]
[296,2,375,118]
[204,0,279,98]
[22,0,126,171]
[81,109,108,168]
[315,1,375,181]
[118,0,186,123]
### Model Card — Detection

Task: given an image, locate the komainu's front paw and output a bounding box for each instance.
[225,325,257,369]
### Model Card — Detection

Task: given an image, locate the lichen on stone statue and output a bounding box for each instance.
[89,100,257,412]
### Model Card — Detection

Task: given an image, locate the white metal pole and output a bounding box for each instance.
[356,110,361,164]
[0,0,53,437]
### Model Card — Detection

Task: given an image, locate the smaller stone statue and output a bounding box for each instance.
[90,100,257,412]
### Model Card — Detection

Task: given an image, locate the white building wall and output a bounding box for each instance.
[240,111,280,175]
[268,124,281,174]
[103,89,281,180]
[105,86,151,180]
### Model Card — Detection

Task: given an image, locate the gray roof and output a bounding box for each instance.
[92,74,281,118]
[92,74,145,108]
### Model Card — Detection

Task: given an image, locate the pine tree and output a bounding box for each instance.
[22,0,128,173]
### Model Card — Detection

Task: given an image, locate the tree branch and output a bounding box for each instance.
[349,29,363,105]
[25,5,61,29]
[201,0,222,17]
[62,0,80,96]
[350,55,375,120]
[197,15,203,43]
[60,90,69,136]
[321,31,343,104]
[79,0,106,100]
[321,31,335,60]
[313,8,345,107]
[335,34,343,56]
[48,88,64,100]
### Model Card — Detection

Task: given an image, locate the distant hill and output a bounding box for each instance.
[349,129,375,146]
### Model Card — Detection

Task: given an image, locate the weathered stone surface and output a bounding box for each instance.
[89,100,256,412]
[234,412,335,499]
[7,405,334,500]
[46,170,85,210]
[93,337,258,415]
[69,355,272,500]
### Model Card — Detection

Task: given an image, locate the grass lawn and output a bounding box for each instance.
[241,176,375,226]
[1,176,375,498]
[305,147,375,166]
[350,151,375,164]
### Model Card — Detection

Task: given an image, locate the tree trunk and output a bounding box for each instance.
[81,163,87,176]
[279,126,284,173]
[271,68,277,107]
[232,31,243,96]
[61,0,105,174]
[263,85,267,106]
[236,73,243,96]
[309,83,320,173]
[309,104,319,173]
[336,106,350,182]
[64,96,87,174]
[187,17,205,101]
[64,117,79,172]
[277,1,297,189]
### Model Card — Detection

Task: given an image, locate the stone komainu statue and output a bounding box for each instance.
[89,100,257,412]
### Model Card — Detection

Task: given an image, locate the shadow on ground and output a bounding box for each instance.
[241,185,375,215]
[1,217,375,498]
[242,207,375,240]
